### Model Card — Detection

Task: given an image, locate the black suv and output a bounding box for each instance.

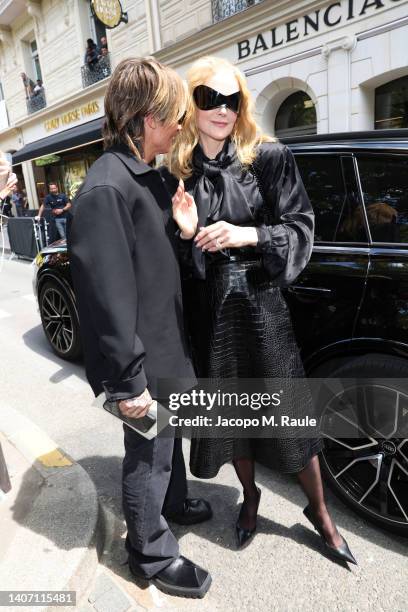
[33,129,408,537]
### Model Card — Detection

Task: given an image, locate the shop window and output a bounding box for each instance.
[275,92,317,138]
[295,155,353,242]
[375,76,408,130]
[357,155,408,243]
[33,142,104,205]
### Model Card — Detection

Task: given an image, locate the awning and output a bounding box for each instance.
[13,116,104,164]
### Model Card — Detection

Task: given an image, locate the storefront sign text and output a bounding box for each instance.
[237,0,403,59]
[44,101,100,132]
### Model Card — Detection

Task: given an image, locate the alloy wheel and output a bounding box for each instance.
[41,286,74,355]
[320,383,408,529]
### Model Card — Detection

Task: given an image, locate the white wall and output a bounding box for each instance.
[159,0,212,47]
[0,0,407,141]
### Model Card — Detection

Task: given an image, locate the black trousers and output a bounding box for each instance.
[122,424,187,578]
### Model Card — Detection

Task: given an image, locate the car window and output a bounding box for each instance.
[357,155,408,243]
[295,155,347,242]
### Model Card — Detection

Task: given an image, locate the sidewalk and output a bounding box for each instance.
[0,406,192,612]
[0,406,101,611]
[1,404,407,611]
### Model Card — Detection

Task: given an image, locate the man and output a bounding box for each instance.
[98,36,108,54]
[98,47,111,78]
[11,185,26,217]
[38,183,71,239]
[67,58,212,599]
[20,72,35,99]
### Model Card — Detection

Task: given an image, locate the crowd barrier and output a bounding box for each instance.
[7,217,49,259]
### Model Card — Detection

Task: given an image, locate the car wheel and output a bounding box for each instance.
[39,280,82,361]
[312,353,408,537]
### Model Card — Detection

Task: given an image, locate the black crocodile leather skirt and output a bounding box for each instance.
[182,257,324,478]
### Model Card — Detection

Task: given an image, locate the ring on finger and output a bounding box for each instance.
[215,238,222,249]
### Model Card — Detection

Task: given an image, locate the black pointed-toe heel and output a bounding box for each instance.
[236,487,261,549]
[303,505,358,565]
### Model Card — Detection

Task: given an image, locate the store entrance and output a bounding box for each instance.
[32,141,104,205]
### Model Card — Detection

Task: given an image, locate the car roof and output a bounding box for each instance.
[281,128,408,153]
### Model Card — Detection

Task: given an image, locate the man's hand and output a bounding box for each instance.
[52,209,63,216]
[118,388,154,419]
[172,179,198,239]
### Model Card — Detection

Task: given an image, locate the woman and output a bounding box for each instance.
[165,56,357,564]
[84,38,98,70]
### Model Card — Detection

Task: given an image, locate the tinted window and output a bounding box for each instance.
[357,155,408,243]
[295,155,347,242]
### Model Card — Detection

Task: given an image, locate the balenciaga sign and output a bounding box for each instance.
[237,0,404,59]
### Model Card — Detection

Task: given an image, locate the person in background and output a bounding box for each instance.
[33,79,44,96]
[20,72,35,99]
[98,36,108,55]
[37,182,71,239]
[84,39,99,70]
[22,187,28,203]
[11,185,26,217]
[99,47,111,77]
[0,194,12,217]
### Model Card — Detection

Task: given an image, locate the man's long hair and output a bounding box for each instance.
[103,57,186,159]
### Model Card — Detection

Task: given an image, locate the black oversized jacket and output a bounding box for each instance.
[67,144,195,401]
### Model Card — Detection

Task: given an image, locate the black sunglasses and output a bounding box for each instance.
[193,85,241,114]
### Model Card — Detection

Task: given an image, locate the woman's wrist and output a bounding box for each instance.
[243,227,258,247]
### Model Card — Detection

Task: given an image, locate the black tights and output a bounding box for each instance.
[233,454,341,545]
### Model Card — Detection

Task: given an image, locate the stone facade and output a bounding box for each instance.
[0,0,406,207]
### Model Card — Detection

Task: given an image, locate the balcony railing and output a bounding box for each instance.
[81,54,111,88]
[212,0,262,22]
[26,91,47,114]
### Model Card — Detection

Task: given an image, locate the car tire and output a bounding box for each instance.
[39,280,82,361]
[312,353,408,537]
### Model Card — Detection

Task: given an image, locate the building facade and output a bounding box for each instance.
[0,0,407,209]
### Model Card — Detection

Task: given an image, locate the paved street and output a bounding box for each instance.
[1,257,407,612]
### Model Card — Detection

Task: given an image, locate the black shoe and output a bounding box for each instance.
[130,555,212,599]
[303,505,358,565]
[165,498,213,525]
[236,487,261,549]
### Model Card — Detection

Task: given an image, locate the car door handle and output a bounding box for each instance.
[287,286,333,296]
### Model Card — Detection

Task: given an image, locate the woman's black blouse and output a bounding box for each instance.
[161,141,314,287]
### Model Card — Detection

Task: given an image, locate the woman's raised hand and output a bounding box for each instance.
[0,152,17,199]
[194,221,258,251]
[172,178,198,239]
[0,173,17,200]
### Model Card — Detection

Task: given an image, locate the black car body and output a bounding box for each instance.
[34,129,408,537]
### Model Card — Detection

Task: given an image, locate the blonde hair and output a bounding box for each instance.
[103,57,187,159]
[167,56,275,179]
